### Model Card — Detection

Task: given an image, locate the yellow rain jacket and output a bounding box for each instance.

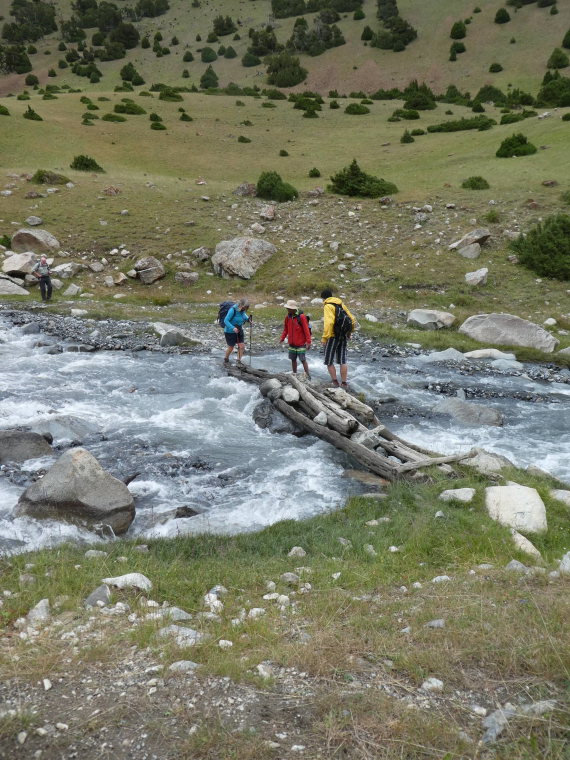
[322,297,357,341]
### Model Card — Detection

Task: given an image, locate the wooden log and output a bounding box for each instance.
[273,399,401,480]
[323,387,377,424]
[287,375,358,436]
[397,450,476,473]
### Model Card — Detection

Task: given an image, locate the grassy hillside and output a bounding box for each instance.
[2,0,569,96]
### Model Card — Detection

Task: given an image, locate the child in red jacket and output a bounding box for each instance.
[280,300,312,380]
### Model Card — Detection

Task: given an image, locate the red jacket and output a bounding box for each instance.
[280,311,311,348]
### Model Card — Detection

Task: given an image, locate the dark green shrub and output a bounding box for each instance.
[207,32,218,43]
[102,113,126,122]
[242,52,261,67]
[238,135,251,143]
[353,8,365,19]
[472,102,485,112]
[200,65,218,89]
[329,159,398,197]
[58,41,67,51]
[31,169,69,184]
[410,128,425,136]
[547,48,569,69]
[500,112,524,124]
[262,101,276,108]
[329,99,340,109]
[201,47,217,63]
[235,100,245,106]
[159,87,183,102]
[427,115,495,133]
[450,41,466,55]
[489,63,503,73]
[483,209,501,224]
[563,29,570,51]
[279,149,289,156]
[183,50,194,62]
[23,106,42,121]
[303,109,318,118]
[0,105,10,116]
[345,102,370,115]
[81,112,98,120]
[256,171,298,202]
[496,132,537,157]
[494,8,510,24]
[171,36,179,45]
[266,52,307,88]
[58,60,68,69]
[224,46,237,58]
[180,112,193,121]
[309,167,321,177]
[86,103,99,110]
[361,25,373,41]
[241,120,253,126]
[151,122,167,130]
[461,175,490,190]
[142,37,150,49]
[511,214,570,280]
[149,112,162,122]
[400,129,414,143]
[450,21,466,39]
[25,74,39,86]
[70,154,104,172]
[392,108,419,120]
[562,113,570,121]
[115,101,146,115]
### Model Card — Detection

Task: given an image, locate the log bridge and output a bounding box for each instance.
[226,364,474,481]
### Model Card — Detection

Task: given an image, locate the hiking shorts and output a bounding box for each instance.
[323,337,347,366]
[288,346,307,362]
[225,328,244,347]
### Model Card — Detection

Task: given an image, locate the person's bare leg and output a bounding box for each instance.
[291,357,298,374]
[237,342,245,362]
[327,364,339,384]
[301,358,310,377]
[340,364,348,384]
[224,345,234,362]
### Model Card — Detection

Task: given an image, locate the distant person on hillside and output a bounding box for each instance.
[223,298,252,365]
[279,299,312,380]
[31,255,52,302]
[320,288,357,389]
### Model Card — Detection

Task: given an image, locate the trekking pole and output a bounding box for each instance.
[249,318,253,366]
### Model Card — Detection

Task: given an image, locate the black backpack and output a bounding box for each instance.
[217,301,235,328]
[333,303,352,339]
[296,311,312,335]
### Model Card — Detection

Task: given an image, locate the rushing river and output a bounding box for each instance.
[0,316,569,554]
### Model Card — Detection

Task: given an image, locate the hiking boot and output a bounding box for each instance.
[341,382,349,390]
[223,358,230,365]
[331,379,340,387]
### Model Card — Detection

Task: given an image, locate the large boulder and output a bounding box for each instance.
[2,252,38,276]
[485,483,548,534]
[459,313,559,353]
[467,447,515,475]
[52,262,83,279]
[465,267,488,286]
[435,396,503,427]
[134,256,165,285]
[11,228,60,254]
[252,399,303,435]
[407,309,456,330]
[14,447,135,535]
[0,275,29,296]
[449,228,491,250]
[30,415,100,444]
[457,243,481,259]
[211,237,277,279]
[0,430,53,463]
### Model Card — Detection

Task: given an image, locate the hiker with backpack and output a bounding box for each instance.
[320,288,357,389]
[279,299,312,380]
[220,298,252,365]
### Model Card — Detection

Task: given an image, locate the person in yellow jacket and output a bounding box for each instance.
[320,288,357,388]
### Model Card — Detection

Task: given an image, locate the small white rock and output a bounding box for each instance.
[421,677,443,692]
[218,639,233,649]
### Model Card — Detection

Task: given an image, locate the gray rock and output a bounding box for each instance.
[15,447,135,535]
[103,573,152,591]
[558,552,570,575]
[21,322,41,335]
[419,348,465,363]
[159,329,195,347]
[467,447,514,475]
[25,216,43,226]
[192,246,211,262]
[449,228,491,250]
[52,262,82,279]
[233,182,257,197]
[89,261,104,273]
[168,660,200,673]
[63,283,81,297]
[260,378,282,397]
[481,705,516,743]
[425,619,445,629]
[457,243,481,259]
[84,584,111,608]
[260,205,276,221]
[421,677,443,692]
[0,277,29,295]
[85,549,108,559]
[281,385,300,404]
[550,489,570,507]
[0,430,53,463]
[252,399,302,435]
[211,237,277,279]
[511,529,541,558]
[464,349,516,360]
[2,252,38,276]
[158,625,207,647]
[465,267,488,286]
[280,572,300,585]
[11,228,60,254]
[313,411,328,425]
[134,256,165,285]
[439,488,475,503]
[485,484,547,533]
[407,309,456,330]
[459,313,559,353]
[174,271,199,286]
[27,598,50,627]
[435,396,503,427]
